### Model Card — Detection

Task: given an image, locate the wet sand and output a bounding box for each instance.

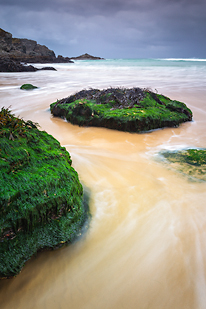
[0,62,206,309]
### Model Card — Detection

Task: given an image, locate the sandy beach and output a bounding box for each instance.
[0,59,206,309]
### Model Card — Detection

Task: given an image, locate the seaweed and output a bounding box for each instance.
[0,107,90,278]
[50,87,193,132]
[20,84,38,90]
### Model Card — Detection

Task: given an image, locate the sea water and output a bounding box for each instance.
[0,58,206,309]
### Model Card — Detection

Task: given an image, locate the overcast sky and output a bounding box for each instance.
[0,0,206,59]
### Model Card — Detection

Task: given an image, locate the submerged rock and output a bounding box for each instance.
[0,107,89,279]
[50,87,193,133]
[160,149,206,182]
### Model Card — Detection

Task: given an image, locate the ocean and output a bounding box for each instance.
[0,58,206,309]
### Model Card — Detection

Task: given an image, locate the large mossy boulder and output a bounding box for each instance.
[160,149,206,181]
[0,107,89,279]
[50,87,193,132]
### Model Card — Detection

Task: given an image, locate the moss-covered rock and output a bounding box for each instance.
[50,87,193,132]
[0,107,89,279]
[161,149,206,181]
[20,84,38,90]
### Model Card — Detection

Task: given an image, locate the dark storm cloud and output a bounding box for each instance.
[2,0,205,15]
[0,0,145,14]
[0,0,206,58]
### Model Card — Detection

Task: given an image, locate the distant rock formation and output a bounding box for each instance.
[0,28,73,64]
[0,28,104,68]
[71,53,104,60]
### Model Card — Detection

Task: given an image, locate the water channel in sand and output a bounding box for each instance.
[0,60,206,308]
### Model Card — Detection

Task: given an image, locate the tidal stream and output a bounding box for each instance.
[0,59,206,309]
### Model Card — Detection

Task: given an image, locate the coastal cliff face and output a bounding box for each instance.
[0,28,13,53]
[0,28,104,64]
[11,37,56,60]
[0,28,72,63]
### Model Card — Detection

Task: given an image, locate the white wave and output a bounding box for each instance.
[160,58,206,62]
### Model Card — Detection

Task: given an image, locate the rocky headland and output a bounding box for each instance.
[0,28,73,64]
[50,87,193,133]
[0,28,104,72]
[0,107,89,279]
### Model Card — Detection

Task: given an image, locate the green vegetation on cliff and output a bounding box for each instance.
[0,107,89,279]
[50,88,192,132]
[161,149,206,181]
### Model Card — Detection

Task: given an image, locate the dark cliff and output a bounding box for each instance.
[0,28,73,63]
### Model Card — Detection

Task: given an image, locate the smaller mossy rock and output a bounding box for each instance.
[161,149,206,181]
[50,87,193,133]
[20,84,38,90]
[0,107,89,279]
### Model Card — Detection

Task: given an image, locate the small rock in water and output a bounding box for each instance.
[20,84,38,90]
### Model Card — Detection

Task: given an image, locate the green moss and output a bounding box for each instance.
[20,84,38,90]
[161,149,206,181]
[50,88,192,132]
[0,107,90,279]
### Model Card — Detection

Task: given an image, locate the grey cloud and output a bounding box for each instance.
[0,0,206,58]
[3,0,205,16]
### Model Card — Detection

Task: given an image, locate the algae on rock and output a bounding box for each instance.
[161,149,206,181]
[0,107,89,279]
[50,87,193,132]
[20,83,38,90]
